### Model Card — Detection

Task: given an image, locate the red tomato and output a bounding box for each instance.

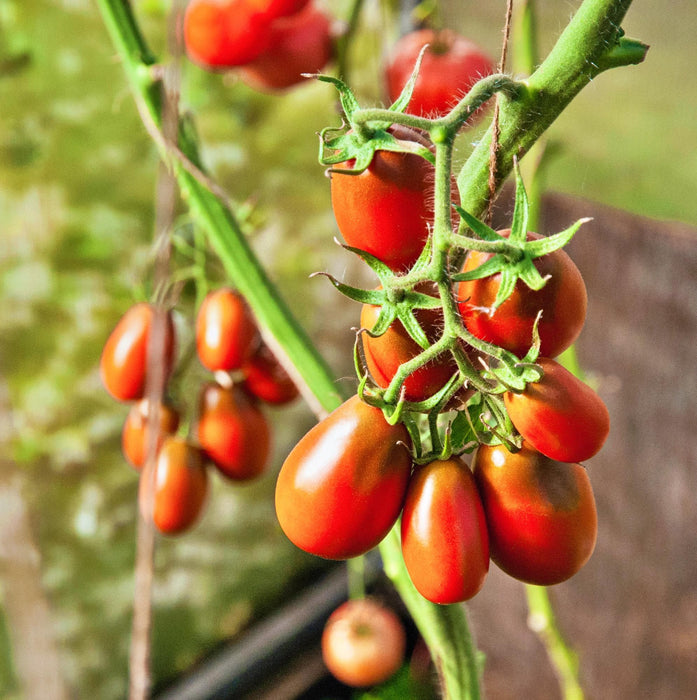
[196,288,259,372]
[504,358,610,463]
[385,29,494,119]
[100,303,175,402]
[321,598,406,688]
[140,437,209,535]
[401,457,489,604]
[238,4,333,91]
[330,125,458,272]
[473,442,597,585]
[457,231,587,359]
[241,343,299,405]
[183,0,276,69]
[275,395,412,559]
[196,382,271,480]
[360,287,455,403]
[122,398,180,470]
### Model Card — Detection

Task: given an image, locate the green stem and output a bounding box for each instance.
[456,0,647,224]
[525,585,584,700]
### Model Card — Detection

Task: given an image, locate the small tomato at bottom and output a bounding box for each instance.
[275,395,412,559]
[321,598,406,688]
[139,437,209,536]
[401,457,489,604]
[473,442,597,585]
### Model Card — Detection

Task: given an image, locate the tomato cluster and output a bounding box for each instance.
[100,288,298,535]
[183,0,334,91]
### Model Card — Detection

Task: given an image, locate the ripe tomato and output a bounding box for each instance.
[385,29,495,118]
[122,398,180,470]
[241,343,299,405]
[457,231,587,359]
[238,3,333,91]
[330,125,459,272]
[401,457,489,604]
[473,442,597,585]
[196,382,270,480]
[183,0,274,69]
[504,358,610,463]
[100,303,175,402]
[140,437,209,536]
[275,395,412,559]
[360,287,455,403]
[321,598,406,688]
[196,288,259,372]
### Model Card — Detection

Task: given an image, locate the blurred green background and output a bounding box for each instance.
[0,0,694,697]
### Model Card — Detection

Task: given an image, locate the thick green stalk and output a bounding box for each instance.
[456,0,647,221]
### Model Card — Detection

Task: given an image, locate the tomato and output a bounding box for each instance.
[196,288,259,372]
[504,358,610,463]
[196,382,271,480]
[401,457,489,604]
[321,598,406,688]
[122,398,180,470]
[183,0,274,69]
[330,125,458,272]
[140,437,209,535]
[457,231,587,359]
[100,303,176,402]
[241,342,299,405]
[473,442,597,585]
[385,29,495,119]
[275,395,412,559]
[238,4,333,91]
[360,287,455,403]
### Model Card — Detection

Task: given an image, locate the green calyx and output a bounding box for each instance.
[452,160,590,310]
[316,48,435,174]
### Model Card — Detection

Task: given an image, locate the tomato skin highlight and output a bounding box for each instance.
[275,395,412,559]
[239,3,333,91]
[401,457,489,604]
[330,125,457,273]
[473,443,597,585]
[385,29,495,119]
[122,399,180,470]
[241,343,299,405]
[457,231,587,359]
[196,288,259,372]
[321,598,406,688]
[100,303,175,402]
[196,382,271,481]
[505,358,610,463]
[140,437,209,536]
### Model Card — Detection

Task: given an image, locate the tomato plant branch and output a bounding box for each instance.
[96,0,343,418]
[456,0,647,226]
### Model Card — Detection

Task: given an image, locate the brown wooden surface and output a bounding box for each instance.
[467,194,697,699]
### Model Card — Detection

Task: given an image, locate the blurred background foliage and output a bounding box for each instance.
[0,0,694,697]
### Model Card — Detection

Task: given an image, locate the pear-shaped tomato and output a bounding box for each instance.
[196,382,271,481]
[241,342,299,405]
[473,443,597,585]
[504,358,610,463]
[401,457,489,604]
[196,288,259,372]
[140,437,209,536]
[100,303,175,402]
[275,395,412,559]
[122,398,180,470]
